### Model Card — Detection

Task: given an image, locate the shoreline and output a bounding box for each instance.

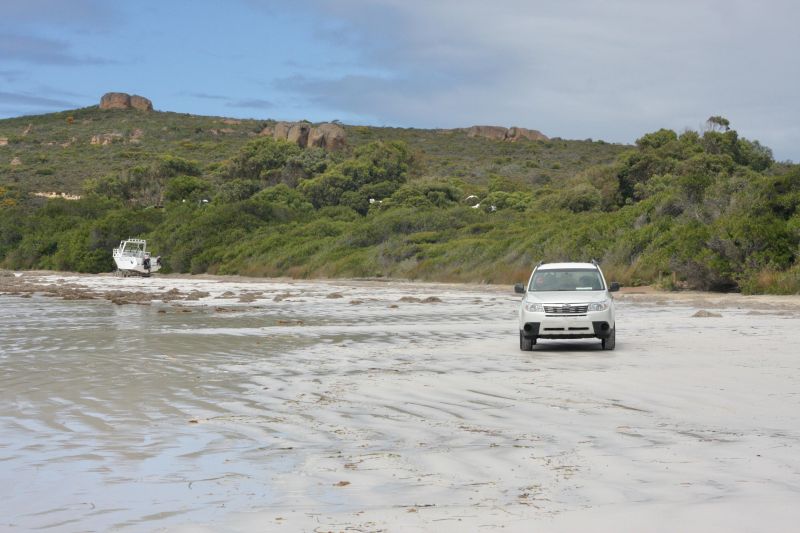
[3,269,800,311]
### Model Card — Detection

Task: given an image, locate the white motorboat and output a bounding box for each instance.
[113,238,161,276]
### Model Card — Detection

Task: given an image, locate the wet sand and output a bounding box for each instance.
[1,272,799,532]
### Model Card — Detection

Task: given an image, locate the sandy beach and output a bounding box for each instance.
[1,272,799,532]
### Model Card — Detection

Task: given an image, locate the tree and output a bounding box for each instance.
[243,184,313,221]
[165,175,211,203]
[227,137,302,181]
[298,141,413,213]
[154,155,201,178]
[706,116,730,132]
[557,184,602,212]
[636,128,678,150]
[214,179,261,203]
[737,139,773,171]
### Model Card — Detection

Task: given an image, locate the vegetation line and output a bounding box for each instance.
[1,109,798,294]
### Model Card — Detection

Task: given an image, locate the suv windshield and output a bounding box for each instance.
[529,268,604,291]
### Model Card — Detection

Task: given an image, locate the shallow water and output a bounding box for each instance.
[2,297,276,529]
[0,279,515,531]
[2,276,800,532]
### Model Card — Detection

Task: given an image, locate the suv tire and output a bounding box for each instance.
[601,327,616,350]
[520,331,534,351]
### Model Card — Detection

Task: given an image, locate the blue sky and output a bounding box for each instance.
[1,0,798,160]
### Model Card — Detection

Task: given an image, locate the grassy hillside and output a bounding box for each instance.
[0,107,263,193]
[0,106,626,193]
[344,125,624,186]
[1,107,798,294]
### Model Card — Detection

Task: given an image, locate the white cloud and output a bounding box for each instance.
[272,0,800,159]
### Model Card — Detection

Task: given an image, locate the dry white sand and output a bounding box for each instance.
[1,273,799,532]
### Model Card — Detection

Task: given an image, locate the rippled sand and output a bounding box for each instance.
[1,273,799,532]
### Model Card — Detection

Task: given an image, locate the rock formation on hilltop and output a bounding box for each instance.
[100,93,129,109]
[99,92,153,111]
[465,125,508,141]
[505,126,548,142]
[272,122,291,139]
[287,123,311,147]
[260,121,346,151]
[465,125,548,142]
[129,95,153,111]
[308,123,347,151]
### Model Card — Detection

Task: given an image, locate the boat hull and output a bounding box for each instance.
[114,256,161,275]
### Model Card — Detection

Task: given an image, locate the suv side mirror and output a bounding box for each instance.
[514,283,526,294]
[609,282,620,292]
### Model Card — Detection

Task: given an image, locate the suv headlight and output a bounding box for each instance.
[588,300,610,312]
[524,302,544,312]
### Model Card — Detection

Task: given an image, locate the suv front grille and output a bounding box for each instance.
[544,305,588,314]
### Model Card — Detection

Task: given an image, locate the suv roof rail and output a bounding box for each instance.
[590,258,599,267]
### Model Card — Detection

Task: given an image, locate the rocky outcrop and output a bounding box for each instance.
[260,121,346,151]
[100,92,130,109]
[99,92,153,111]
[505,126,548,142]
[273,121,291,139]
[308,123,347,151]
[90,133,124,145]
[32,191,82,200]
[129,95,153,111]
[465,125,548,142]
[10,157,22,166]
[287,123,311,147]
[466,125,508,140]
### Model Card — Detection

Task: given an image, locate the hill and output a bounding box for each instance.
[0,101,798,294]
[0,105,626,194]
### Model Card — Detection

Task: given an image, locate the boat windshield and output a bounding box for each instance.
[529,268,604,291]
[121,243,145,256]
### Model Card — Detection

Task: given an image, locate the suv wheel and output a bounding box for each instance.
[601,327,616,350]
[520,331,534,351]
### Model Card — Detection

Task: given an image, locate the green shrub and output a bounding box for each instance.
[214,179,261,203]
[556,184,602,212]
[165,175,212,203]
[226,137,302,181]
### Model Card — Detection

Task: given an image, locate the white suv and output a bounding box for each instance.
[515,261,619,350]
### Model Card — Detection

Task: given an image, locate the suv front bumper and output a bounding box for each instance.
[520,312,614,339]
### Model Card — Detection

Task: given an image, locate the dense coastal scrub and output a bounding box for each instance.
[1,110,798,293]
